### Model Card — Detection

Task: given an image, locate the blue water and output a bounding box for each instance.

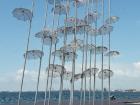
[0,91,140,104]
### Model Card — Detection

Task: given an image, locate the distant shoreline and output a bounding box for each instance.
[1,99,140,105]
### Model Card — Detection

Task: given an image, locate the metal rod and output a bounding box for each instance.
[80,31,86,105]
[45,0,57,104]
[83,1,89,105]
[80,2,87,105]
[33,0,50,104]
[69,1,77,105]
[47,1,56,105]
[58,1,69,105]
[93,1,98,105]
[88,0,93,103]
[48,14,60,105]
[108,34,111,105]
[108,0,111,105]
[101,0,104,105]
[93,33,97,105]
[89,35,92,105]
[58,67,64,105]
[34,41,44,105]
[44,40,53,105]
[48,42,57,105]
[17,1,35,105]
[84,33,88,105]
[42,0,54,104]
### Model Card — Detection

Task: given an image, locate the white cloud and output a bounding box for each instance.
[133,62,140,70]
[1,61,140,91]
[16,69,46,81]
[109,62,140,78]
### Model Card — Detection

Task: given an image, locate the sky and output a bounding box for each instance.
[0,0,140,91]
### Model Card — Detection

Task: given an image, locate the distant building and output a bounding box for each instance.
[113,89,124,92]
[125,89,137,92]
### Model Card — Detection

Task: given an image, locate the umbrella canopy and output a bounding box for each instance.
[82,68,99,77]
[12,8,33,21]
[91,46,108,54]
[35,29,58,45]
[98,69,114,80]
[84,11,100,24]
[98,24,113,35]
[105,51,120,57]
[105,16,119,24]
[52,4,69,15]
[24,50,44,60]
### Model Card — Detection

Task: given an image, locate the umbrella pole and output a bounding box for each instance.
[48,42,57,105]
[34,42,44,105]
[80,32,86,105]
[101,0,105,105]
[69,1,77,105]
[48,12,60,105]
[58,2,69,104]
[84,33,88,105]
[108,0,111,105]
[88,0,92,104]
[89,38,92,105]
[93,35,97,105]
[80,2,87,105]
[44,40,53,105]
[83,1,89,105]
[34,0,50,103]
[17,1,35,105]
[93,1,98,105]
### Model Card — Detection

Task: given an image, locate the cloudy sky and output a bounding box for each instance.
[0,0,140,91]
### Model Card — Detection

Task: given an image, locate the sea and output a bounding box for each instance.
[0,91,140,104]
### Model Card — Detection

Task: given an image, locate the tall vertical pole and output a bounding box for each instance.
[84,1,90,105]
[101,0,104,105]
[44,40,53,105]
[80,32,85,105]
[89,38,92,105]
[33,0,50,104]
[17,1,35,105]
[58,1,69,105]
[84,33,88,105]
[108,0,111,105]
[48,14,60,105]
[44,1,56,104]
[88,0,92,104]
[93,2,98,105]
[47,0,56,105]
[34,42,44,105]
[69,1,77,105]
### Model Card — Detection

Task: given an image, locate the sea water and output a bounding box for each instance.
[0,91,140,104]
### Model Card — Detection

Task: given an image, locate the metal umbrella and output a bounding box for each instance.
[105,16,119,25]
[84,10,100,25]
[98,24,113,35]
[82,68,99,78]
[24,50,44,60]
[35,29,58,105]
[47,4,66,104]
[98,69,114,80]
[12,1,35,105]
[105,0,120,105]
[24,50,44,105]
[12,8,33,22]
[105,51,119,105]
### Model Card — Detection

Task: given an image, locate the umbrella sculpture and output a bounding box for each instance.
[13,0,120,105]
